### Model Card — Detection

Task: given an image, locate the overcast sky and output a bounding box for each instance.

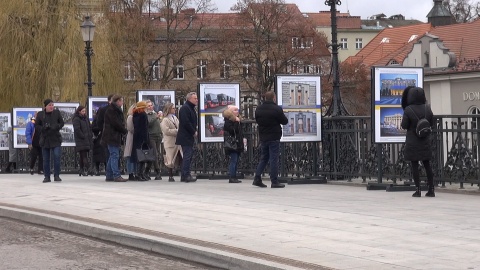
[213,0,434,22]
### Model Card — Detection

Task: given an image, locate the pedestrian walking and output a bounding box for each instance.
[92,94,113,176]
[72,105,93,176]
[132,101,150,181]
[36,99,65,183]
[175,92,198,183]
[223,105,243,183]
[25,111,43,175]
[4,126,17,173]
[401,86,435,197]
[145,100,163,180]
[123,104,137,180]
[161,102,182,182]
[253,91,288,188]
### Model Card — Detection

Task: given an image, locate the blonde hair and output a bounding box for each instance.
[127,104,136,116]
[163,102,175,116]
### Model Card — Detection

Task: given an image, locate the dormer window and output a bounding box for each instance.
[381,37,390,43]
[408,35,418,43]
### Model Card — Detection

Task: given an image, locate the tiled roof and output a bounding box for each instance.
[361,19,424,28]
[306,11,352,27]
[346,23,433,66]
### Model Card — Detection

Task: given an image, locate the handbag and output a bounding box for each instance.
[224,130,238,152]
[136,143,156,163]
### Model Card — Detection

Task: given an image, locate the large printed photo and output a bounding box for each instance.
[198,83,240,143]
[55,102,79,147]
[373,67,424,143]
[137,90,175,113]
[12,107,42,148]
[276,75,322,142]
[0,113,11,150]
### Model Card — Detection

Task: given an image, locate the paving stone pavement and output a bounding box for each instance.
[1,173,479,270]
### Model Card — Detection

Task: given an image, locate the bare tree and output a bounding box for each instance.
[445,0,480,22]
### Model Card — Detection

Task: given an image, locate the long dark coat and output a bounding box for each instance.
[36,109,64,148]
[101,103,127,147]
[255,100,288,142]
[401,87,434,161]
[175,101,197,147]
[223,109,244,154]
[132,112,149,161]
[72,113,93,152]
[92,105,108,163]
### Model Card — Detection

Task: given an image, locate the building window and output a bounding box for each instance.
[220,60,230,79]
[287,61,298,74]
[173,59,184,80]
[242,60,252,78]
[470,106,480,129]
[124,62,135,81]
[148,60,159,80]
[355,38,363,49]
[340,38,348,49]
[197,59,207,79]
[292,37,313,49]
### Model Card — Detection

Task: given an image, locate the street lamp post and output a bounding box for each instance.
[80,16,95,105]
[325,0,349,116]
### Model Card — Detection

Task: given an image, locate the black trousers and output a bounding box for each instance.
[78,150,89,170]
[411,160,434,187]
[29,146,43,172]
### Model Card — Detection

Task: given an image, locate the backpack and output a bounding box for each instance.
[408,105,432,138]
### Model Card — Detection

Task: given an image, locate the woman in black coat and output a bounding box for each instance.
[72,106,93,176]
[132,101,150,181]
[223,105,244,184]
[401,87,435,197]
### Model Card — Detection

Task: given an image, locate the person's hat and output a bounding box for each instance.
[136,101,147,109]
[43,99,53,107]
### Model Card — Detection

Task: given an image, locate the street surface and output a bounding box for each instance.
[0,217,220,270]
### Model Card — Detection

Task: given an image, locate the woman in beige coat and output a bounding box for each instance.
[161,102,182,182]
[123,104,137,180]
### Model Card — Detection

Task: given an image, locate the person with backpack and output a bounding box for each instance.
[401,86,435,197]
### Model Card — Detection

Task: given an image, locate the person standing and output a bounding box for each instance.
[4,126,17,173]
[175,92,198,183]
[92,94,113,176]
[123,104,137,180]
[401,86,435,197]
[101,95,127,182]
[36,99,65,183]
[161,102,182,182]
[253,91,288,188]
[132,101,150,181]
[72,105,93,176]
[223,105,243,183]
[145,100,163,180]
[26,111,43,175]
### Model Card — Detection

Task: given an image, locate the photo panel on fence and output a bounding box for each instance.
[275,75,322,142]
[88,96,109,122]
[137,90,175,113]
[372,67,424,143]
[55,102,80,147]
[0,112,11,150]
[12,107,42,148]
[198,83,240,143]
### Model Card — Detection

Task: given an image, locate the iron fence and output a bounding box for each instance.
[1,115,479,188]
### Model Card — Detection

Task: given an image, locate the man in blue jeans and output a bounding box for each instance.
[36,99,65,183]
[175,92,198,183]
[101,95,128,182]
[253,91,288,188]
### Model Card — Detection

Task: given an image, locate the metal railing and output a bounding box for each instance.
[1,115,479,188]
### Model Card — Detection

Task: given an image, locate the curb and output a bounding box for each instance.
[0,205,326,270]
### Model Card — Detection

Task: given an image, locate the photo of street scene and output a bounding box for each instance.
[204,115,224,138]
[12,108,41,148]
[378,73,417,105]
[0,113,11,150]
[380,107,406,137]
[60,125,75,146]
[280,81,317,108]
[89,97,109,122]
[137,90,175,113]
[201,90,236,114]
[55,103,79,125]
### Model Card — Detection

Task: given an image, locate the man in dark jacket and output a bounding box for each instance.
[91,94,114,175]
[253,91,288,188]
[36,99,65,183]
[175,92,198,182]
[101,95,128,182]
[26,111,43,175]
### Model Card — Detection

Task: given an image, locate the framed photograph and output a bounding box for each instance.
[0,113,11,150]
[12,107,42,148]
[55,102,80,147]
[198,83,240,142]
[137,90,175,113]
[275,75,322,142]
[88,97,109,122]
[372,67,424,143]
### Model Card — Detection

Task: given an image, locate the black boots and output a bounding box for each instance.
[252,176,267,188]
[168,168,175,182]
[79,168,88,176]
[154,169,162,180]
[137,163,147,181]
[412,187,421,197]
[425,186,435,197]
[229,177,242,183]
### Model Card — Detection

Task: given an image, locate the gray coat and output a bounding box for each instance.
[401,87,434,161]
[7,127,17,162]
